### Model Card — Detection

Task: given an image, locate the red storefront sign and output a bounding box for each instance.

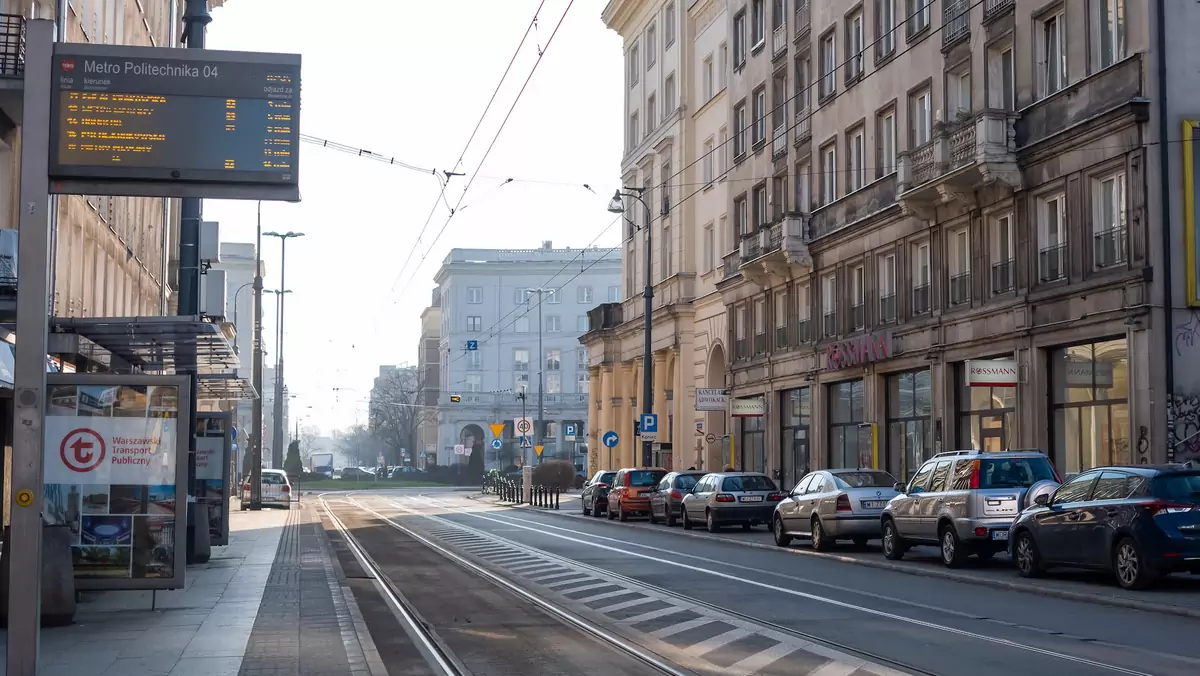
[825,331,893,371]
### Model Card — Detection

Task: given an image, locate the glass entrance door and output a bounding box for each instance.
[980,415,1006,452]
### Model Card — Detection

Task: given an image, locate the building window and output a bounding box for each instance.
[577,372,590,394]
[848,126,865,192]
[796,282,811,342]
[845,8,864,81]
[545,315,561,332]
[735,305,749,359]
[774,290,788,349]
[752,87,766,145]
[466,315,482,331]
[1038,192,1067,282]
[515,316,530,333]
[912,242,931,315]
[466,286,483,303]
[796,160,811,212]
[665,1,676,46]
[957,358,1016,452]
[734,196,749,239]
[850,264,865,331]
[740,414,766,473]
[514,287,536,304]
[752,184,768,227]
[948,228,970,307]
[909,87,931,146]
[733,11,747,65]
[703,222,715,273]
[703,55,714,101]
[1097,0,1125,69]
[822,273,837,337]
[466,350,482,370]
[751,0,766,47]
[719,42,729,87]
[545,349,561,371]
[514,348,530,371]
[771,175,787,220]
[781,387,811,487]
[877,109,896,178]
[646,93,657,134]
[546,373,562,394]
[753,298,767,354]
[720,126,729,174]
[991,213,1015,293]
[1093,171,1127,268]
[887,370,932,479]
[577,286,593,303]
[608,285,621,302]
[576,315,588,332]
[1037,9,1066,99]
[876,0,896,58]
[906,0,931,38]
[828,380,867,469]
[703,138,715,186]
[576,347,588,369]
[947,67,971,118]
[734,103,747,157]
[795,53,812,118]
[628,43,640,86]
[628,111,640,148]
[879,253,897,323]
[465,374,482,392]
[820,142,837,205]
[646,24,657,67]
[514,373,530,392]
[1052,339,1130,473]
[664,73,676,118]
[545,288,560,304]
[988,41,1015,110]
[818,30,836,99]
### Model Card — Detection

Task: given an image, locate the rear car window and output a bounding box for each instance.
[722,475,777,492]
[675,474,700,490]
[598,472,617,485]
[262,473,286,485]
[1154,472,1200,503]
[628,470,666,487]
[978,456,1058,488]
[833,471,895,489]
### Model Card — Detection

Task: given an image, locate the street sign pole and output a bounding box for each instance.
[7,20,55,676]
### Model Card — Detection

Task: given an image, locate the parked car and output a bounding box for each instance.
[1010,464,1200,590]
[606,467,668,521]
[649,470,706,526]
[239,469,292,509]
[389,466,425,478]
[680,472,783,532]
[773,469,900,550]
[582,470,617,517]
[881,449,1061,567]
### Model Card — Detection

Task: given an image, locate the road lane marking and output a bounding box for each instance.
[689,627,753,655]
[403,494,1153,676]
[651,618,713,639]
[726,643,801,676]
[595,596,659,613]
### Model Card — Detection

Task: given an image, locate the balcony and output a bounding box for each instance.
[949,272,970,307]
[984,0,1015,20]
[796,319,812,343]
[809,173,897,239]
[851,303,865,331]
[738,213,813,288]
[991,260,1015,293]
[942,0,970,49]
[879,294,897,324]
[0,15,23,77]
[897,110,1021,220]
[585,302,623,333]
[912,284,931,316]
[1039,243,1067,283]
[1093,227,1127,269]
[794,0,810,40]
[772,23,788,58]
[722,250,741,281]
[794,107,811,144]
[823,312,837,338]
[772,122,788,157]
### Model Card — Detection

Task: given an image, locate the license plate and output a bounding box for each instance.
[638,491,651,497]
[991,530,1010,541]
[861,500,887,509]
[740,495,764,502]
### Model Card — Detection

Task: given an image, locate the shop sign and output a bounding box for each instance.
[731,396,765,417]
[966,359,1019,387]
[695,388,729,411]
[42,374,189,591]
[825,331,893,371]
[1064,360,1115,388]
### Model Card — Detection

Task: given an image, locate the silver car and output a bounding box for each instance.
[881,449,1061,567]
[772,469,900,550]
[648,471,706,526]
[680,472,783,532]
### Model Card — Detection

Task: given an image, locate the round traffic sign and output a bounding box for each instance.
[705,433,717,444]
[516,419,532,434]
[602,431,619,448]
[491,438,503,450]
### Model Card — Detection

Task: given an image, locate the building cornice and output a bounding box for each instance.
[601,0,642,35]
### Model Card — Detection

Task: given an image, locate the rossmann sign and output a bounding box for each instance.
[965,359,1019,387]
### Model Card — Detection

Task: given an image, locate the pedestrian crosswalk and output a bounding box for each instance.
[368,496,908,676]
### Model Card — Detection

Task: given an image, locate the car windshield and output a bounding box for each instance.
[832,471,896,489]
[721,475,777,492]
[1154,472,1200,503]
[598,472,616,485]
[675,474,700,490]
[628,470,666,487]
[978,456,1058,488]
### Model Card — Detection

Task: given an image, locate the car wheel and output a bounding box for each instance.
[811,516,832,552]
[940,524,968,568]
[582,498,591,516]
[665,506,677,527]
[1114,537,1159,590]
[706,509,720,533]
[618,503,628,522]
[681,507,693,530]
[1014,530,1044,578]
[881,519,906,560]
[648,505,659,524]
[606,502,615,520]
[851,535,869,548]
[773,516,792,547]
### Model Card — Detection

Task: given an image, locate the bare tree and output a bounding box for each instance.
[336,424,373,466]
[369,367,435,465]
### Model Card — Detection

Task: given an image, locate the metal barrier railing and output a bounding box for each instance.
[482,475,561,509]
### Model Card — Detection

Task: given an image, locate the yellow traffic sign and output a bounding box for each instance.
[489,423,505,438]
[14,489,34,507]
[534,445,544,457]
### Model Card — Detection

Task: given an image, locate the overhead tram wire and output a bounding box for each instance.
[388,0,550,294]
[395,0,576,298]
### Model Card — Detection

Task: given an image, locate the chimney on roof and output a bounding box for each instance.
[542,240,552,250]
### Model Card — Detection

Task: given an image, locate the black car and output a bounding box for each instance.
[581,470,617,517]
[1010,464,1200,590]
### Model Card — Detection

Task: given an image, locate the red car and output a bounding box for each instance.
[606,467,668,521]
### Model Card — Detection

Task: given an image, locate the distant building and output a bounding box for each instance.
[416,288,442,467]
[211,242,264,459]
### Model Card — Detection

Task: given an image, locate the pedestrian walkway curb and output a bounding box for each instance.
[465,492,1200,621]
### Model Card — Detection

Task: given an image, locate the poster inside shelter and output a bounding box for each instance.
[194,415,228,542]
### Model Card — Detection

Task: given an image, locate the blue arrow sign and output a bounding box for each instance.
[602,431,619,448]
[466,340,479,351]
[231,426,238,441]
[490,438,503,450]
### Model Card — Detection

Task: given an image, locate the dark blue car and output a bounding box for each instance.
[1009,464,1200,589]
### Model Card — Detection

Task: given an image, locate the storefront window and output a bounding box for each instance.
[957,358,1016,452]
[887,369,932,480]
[828,380,868,468]
[740,415,765,472]
[780,388,811,488]
[1051,338,1130,474]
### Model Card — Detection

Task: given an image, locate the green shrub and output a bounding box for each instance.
[531,459,576,490]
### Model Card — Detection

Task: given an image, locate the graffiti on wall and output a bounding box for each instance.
[1168,393,1200,462]
[1175,310,1200,356]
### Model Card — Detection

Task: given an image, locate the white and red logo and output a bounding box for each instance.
[60,428,106,472]
[60,59,75,73]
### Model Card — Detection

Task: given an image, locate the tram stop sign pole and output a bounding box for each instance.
[7,19,56,676]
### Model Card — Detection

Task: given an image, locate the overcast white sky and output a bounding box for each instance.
[202,0,624,433]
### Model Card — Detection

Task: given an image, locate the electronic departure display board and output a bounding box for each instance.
[48,43,302,202]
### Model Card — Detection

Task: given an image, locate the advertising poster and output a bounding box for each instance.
[195,413,231,546]
[42,375,189,591]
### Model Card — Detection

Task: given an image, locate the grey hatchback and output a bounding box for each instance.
[648,470,706,526]
[679,472,783,532]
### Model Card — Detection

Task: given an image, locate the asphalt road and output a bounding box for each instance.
[328,487,1200,676]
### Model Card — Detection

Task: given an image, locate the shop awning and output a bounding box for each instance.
[49,316,241,375]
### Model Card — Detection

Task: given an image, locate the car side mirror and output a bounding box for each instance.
[893,482,906,493]
[1034,493,1051,506]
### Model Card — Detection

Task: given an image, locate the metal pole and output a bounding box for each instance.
[249,202,264,509]
[6,20,53,676]
[640,195,654,469]
[521,392,527,466]
[46,1,65,316]
[536,289,544,463]
[160,0,179,314]
[273,238,287,469]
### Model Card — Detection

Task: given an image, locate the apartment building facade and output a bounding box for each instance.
[713,0,1192,490]
[434,243,620,470]
[416,288,442,467]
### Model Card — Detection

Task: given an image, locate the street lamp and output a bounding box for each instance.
[608,188,654,468]
[263,230,304,469]
[231,282,253,355]
[263,287,292,465]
